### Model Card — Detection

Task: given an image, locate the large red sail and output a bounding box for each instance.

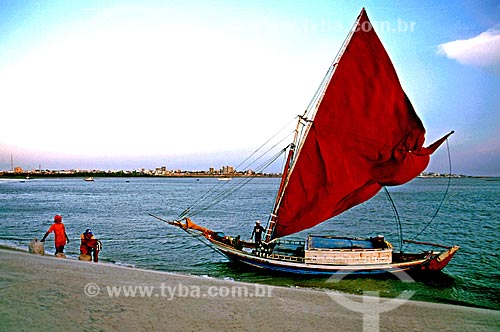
[273,9,451,238]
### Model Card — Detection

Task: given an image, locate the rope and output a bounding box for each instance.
[177,125,293,220]
[183,228,228,258]
[149,213,227,258]
[383,187,404,252]
[234,117,296,171]
[156,117,295,221]
[187,147,287,219]
[405,138,453,250]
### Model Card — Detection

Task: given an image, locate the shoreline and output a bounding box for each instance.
[2,173,496,179]
[1,248,498,331]
[0,242,496,310]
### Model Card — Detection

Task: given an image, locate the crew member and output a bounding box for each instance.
[251,220,265,248]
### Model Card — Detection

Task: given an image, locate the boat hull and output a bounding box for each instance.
[154,216,459,276]
[208,238,459,276]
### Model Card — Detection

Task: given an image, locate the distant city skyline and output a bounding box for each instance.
[1,1,499,176]
[1,164,470,179]
[2,151,278,173]
[5,162,239,173]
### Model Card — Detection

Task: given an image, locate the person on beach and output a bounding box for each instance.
[251,220,265,248]
[79,228,100,263]
[41,215,70,256]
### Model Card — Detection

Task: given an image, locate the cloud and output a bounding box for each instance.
[437,24,500,75]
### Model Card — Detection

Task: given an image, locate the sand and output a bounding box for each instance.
[0,248,498,332]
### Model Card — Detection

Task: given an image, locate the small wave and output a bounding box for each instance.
[0,240,29,252]
[0,179,27,183]
[113,261,137,268]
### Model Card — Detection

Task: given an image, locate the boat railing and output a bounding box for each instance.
[276,239,306,246]
[268,253,305,263]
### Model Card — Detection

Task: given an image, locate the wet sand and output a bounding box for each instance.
[0,248,498,332]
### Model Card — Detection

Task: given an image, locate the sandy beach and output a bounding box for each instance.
[0,248,498,332]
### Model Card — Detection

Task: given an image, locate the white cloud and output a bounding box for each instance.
[437,24,500,75]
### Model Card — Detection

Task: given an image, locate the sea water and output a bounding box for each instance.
[0,176,498,310]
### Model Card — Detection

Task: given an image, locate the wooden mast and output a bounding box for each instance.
[263,9,365,243]
[264,115,304,242]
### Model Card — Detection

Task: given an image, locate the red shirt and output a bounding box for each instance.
[47,223,67,246]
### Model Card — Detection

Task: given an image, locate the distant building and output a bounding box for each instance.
[221,165,234,175]
[14,167,23,173]
[154,166,169,176]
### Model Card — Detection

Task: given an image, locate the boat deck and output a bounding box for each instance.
[248,237,432,265]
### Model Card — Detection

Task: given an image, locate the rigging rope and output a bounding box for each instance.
[384,138,453,252]
[234,117,296,171]
[175,118,295,221]
[383,187,404,252]
[149,213,227,258]
[186,147,288,219]
[405,138,453,250]
[183,149,284,218]
[183,229,228,258]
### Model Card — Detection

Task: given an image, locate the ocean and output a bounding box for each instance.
[0,176,498,310]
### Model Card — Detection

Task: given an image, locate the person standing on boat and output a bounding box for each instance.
[251,220,265,248]
[41,215,70,256]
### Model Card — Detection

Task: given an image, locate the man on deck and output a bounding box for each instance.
[251,220,265,248]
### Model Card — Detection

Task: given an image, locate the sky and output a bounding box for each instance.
[0,0,499,175]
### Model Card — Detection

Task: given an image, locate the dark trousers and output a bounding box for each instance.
[92,249,99,263]
[55,245,65,254]
[81,246,99,262]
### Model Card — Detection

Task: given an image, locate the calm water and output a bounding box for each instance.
[0,176,498,310]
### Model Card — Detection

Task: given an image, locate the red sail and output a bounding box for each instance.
[273,9,451,238]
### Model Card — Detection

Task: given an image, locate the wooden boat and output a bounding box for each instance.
[156,8,459,276]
